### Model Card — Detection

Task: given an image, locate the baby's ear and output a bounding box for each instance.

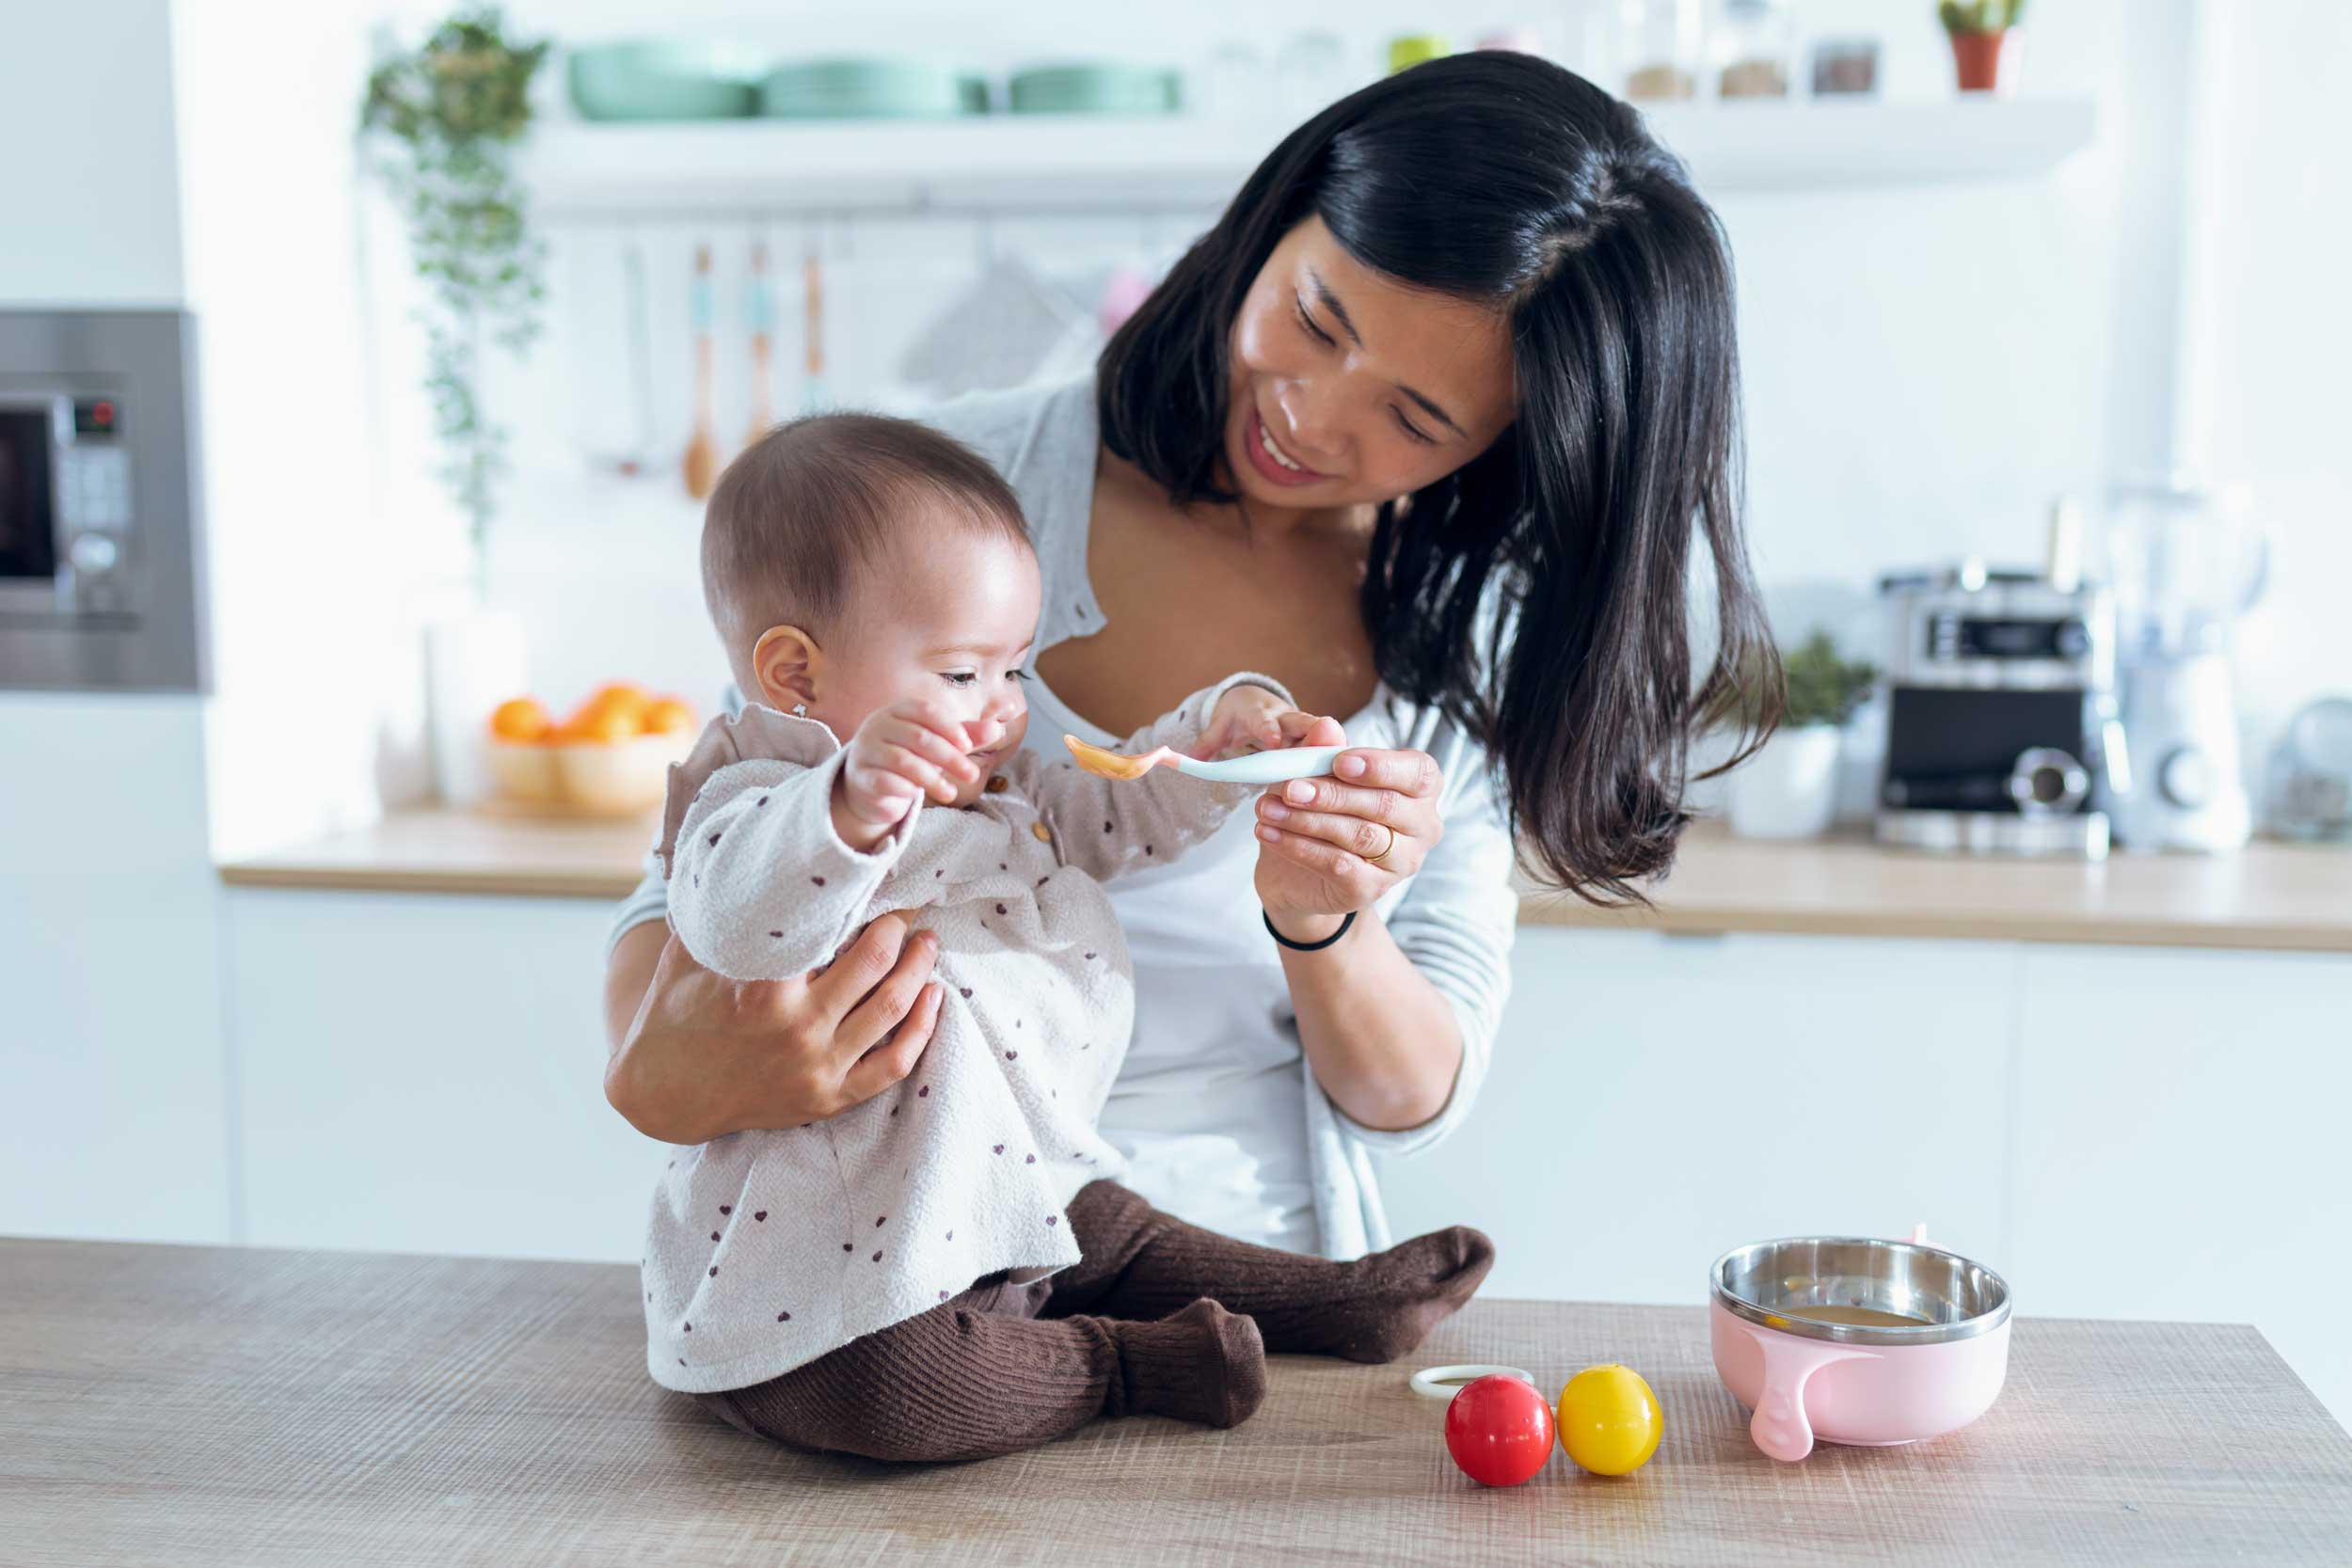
[751,624,822,711]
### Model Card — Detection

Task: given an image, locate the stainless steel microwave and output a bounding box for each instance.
[0,309,207,692]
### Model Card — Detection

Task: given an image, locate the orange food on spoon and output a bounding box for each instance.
[490,697,553,743]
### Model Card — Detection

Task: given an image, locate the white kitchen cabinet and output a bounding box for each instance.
[225,889,665,1262]
[0,696,232,1245]
[214,880,2352,1424]
[1376,928,2014,1310]
[2012,945,2352,1426]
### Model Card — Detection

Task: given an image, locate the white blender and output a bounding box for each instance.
[2102,478,2269,852]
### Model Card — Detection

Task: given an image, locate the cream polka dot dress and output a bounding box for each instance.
[643,673,1282,1393]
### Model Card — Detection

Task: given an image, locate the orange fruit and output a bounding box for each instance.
[553,707,638,746]
[643,696,697,735]
[489,696,552,743]
[583,680,652,725]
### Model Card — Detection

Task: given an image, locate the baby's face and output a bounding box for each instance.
[815,526,1042,809]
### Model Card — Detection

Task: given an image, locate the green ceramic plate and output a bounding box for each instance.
[1008,64,1181,115]
[567,40,761,121]
[759,58,979,119]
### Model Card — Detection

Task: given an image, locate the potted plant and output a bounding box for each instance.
[1938,0,2026,95]
[1728,631,1878,840]
[360,7,551,806]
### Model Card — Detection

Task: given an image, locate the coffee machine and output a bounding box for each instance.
[1875,560,2126,858]
[2102,479,2266,852]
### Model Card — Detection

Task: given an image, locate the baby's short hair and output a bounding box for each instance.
[701,412,1030,693]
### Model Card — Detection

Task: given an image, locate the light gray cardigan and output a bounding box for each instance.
[609,375,1519,1259]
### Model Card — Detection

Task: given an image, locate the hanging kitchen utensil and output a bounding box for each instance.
[801,240,829,414]
[682,243,720,500]
[577,230,661,478]
[746,241,774,444]
[619,233,657,474]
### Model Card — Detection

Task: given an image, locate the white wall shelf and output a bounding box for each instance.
[519,98,2099,219]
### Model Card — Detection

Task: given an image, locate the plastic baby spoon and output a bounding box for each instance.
[1063,735,1345,787]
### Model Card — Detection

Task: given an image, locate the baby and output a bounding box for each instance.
[644,412,1494,1464]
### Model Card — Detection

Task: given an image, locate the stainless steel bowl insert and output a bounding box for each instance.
[1712,1237,2012,1346]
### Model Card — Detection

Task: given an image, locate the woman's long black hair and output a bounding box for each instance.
[1098,50,1780,903]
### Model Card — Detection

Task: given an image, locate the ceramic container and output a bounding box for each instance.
[1007,64,1180,115]
[1727,724,1842,838]
[1711,1235,2011,1462]
[1950,29,2024,95]
[566,41,761,121]
[554,731,694,815]
[759,58,977,119]
[423,607,525,809]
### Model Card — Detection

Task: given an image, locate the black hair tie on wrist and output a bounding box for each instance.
[1263,910,1356,952]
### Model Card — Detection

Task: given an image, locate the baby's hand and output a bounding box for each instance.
[1196,684,1334,761]
[834,698,992,848]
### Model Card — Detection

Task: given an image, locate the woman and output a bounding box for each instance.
[601,52,1776,1259]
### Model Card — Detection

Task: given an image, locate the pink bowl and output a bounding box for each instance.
[1709,1236,2011,1463]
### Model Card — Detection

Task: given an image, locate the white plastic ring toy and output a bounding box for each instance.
[1408,1363,1536,1402]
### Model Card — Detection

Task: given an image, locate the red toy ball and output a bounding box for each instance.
[1443,1373,1556,1487]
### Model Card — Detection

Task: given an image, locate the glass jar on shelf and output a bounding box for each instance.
[1276,31,1354,120]
[1713,0,1792,99]
[1618,0,1702,102]
[1199,40,1270,120]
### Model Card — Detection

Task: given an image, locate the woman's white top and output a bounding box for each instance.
[608,375,1520,1259]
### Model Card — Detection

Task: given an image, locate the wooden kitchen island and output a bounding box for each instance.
[6,1241,2348,1566]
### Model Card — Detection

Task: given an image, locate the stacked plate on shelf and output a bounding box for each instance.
[566,41,763,120]
[564,41,1183,123]
[760,58,986,119]
[1008,64,1182,115]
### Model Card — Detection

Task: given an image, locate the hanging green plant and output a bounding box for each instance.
[360,6,550,584]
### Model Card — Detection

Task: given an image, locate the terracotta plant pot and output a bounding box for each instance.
[1948,29,2016,94]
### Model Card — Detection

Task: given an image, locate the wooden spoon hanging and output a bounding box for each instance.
[682,243,719,501]
[746,242,773,446]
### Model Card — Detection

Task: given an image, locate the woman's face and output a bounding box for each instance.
[1224,214,1518,512]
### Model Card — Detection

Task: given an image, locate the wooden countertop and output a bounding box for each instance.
[218,807,2352,953]
[1519,823,2352,953]
[6,1239,2347,1566]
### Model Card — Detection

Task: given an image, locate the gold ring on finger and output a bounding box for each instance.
[1363,822,1397,867]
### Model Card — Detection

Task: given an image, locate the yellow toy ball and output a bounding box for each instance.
[1556,1364,1663,1476]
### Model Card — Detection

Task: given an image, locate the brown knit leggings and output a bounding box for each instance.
[698,1179,1493,1464]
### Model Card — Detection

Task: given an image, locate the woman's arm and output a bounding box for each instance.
[1275,906,1464,1132]
[1252,737,1518,1138]
[601,872,943,1146]
[604,917,666,1062]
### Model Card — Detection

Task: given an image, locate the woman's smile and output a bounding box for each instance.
[1243,404,1333,488]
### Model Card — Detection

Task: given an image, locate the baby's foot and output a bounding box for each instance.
[1114,1298,1266,1428]
[1284,1227,1496,1364]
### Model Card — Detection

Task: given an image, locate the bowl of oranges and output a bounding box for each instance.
[487,682,699,816]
